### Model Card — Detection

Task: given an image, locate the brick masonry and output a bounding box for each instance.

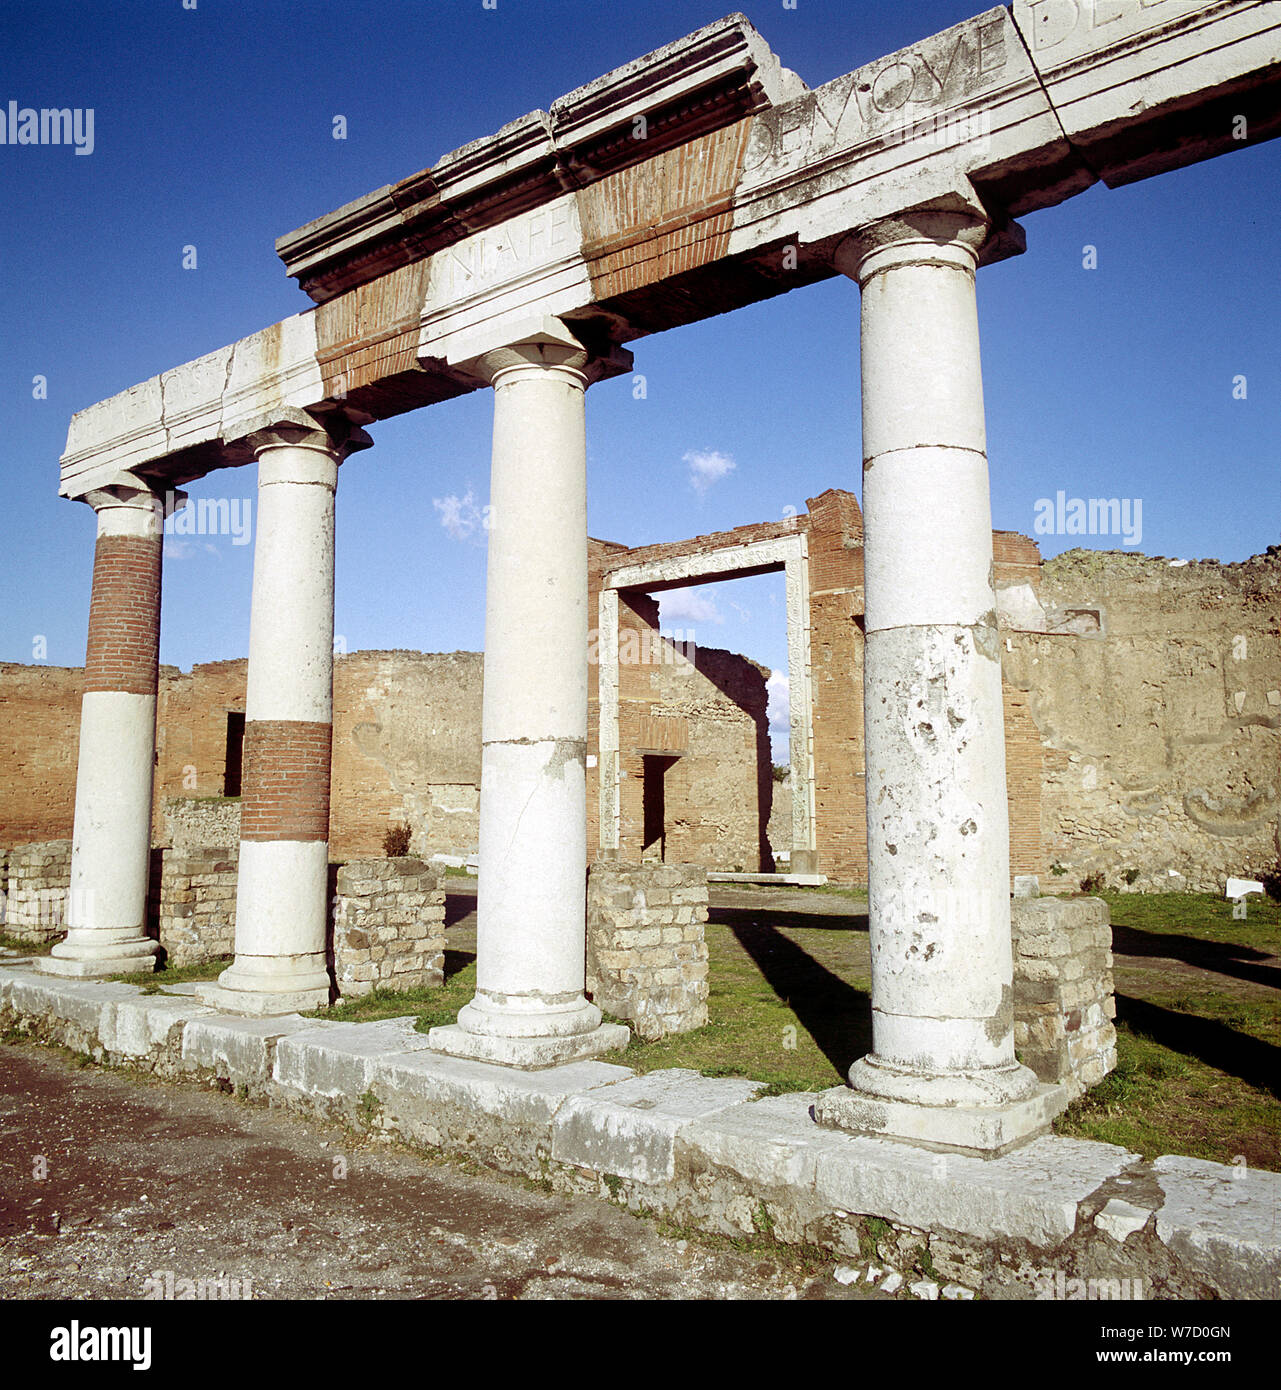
[1012,895,1118,1100]
[239,719,332,842]
[4,523,1276,893]
[586,861,710,1041]
[83,534,161,694]
[330,858,446,997]
[2,840,72,942]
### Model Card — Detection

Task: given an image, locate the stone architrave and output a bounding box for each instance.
[428,318,631,1068]
[814,201,1066,1153]
[41,478,182,978]
[198,409,371,1016]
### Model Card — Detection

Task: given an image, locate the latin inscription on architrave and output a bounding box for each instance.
[740,11,1012,181]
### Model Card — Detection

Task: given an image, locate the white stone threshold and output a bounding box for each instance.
[707,872,829,887]
[1,951,1275,1299]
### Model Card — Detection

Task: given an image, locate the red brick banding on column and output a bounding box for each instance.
[83,535,162,695]
[239,719,333,842]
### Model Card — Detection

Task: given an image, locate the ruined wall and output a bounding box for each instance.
[587,554,773,873]
[1005,549,1281,893]
[330,651,483,861]
[0,663,81,846]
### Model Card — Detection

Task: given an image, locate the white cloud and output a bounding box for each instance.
[658,590,723,625]
[683,448,736,496]
[433,488,488,542]
[767,669,790,735]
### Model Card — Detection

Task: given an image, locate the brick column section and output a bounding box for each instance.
[43,480,177,978]
[201,409,371,1016]
[427,320,631,1068]
[816,205,1065,1154]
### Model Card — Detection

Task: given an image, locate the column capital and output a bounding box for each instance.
[80,473,186,537]
[835,197,1025,285]
[226,406,374,466]
[460,314,633,391]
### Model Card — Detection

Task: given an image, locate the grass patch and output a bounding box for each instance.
[304,961,479,1028]
[1100,890,1280,953]
[607,922,865,1096]
[107,956,231,993]
[0,931,56,956]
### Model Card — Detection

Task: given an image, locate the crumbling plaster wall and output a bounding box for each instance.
[1005,549,1281,892]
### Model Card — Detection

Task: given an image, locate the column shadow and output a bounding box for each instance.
[1116,994,1281,1098]
[726,917,872,1076]
[1111,924,1280,992]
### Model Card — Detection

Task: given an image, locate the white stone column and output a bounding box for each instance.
[43,480,177,977]
[815,207,1064,1153]
[199,410,370,1016]
[429,322,630,1068]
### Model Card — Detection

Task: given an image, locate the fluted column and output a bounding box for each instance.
[815,206,1065,1153]
[42,479,177,977]
[429,321,631,1068]
[199,410,370,1016]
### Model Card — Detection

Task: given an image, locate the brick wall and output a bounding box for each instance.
[586,861,710,1040]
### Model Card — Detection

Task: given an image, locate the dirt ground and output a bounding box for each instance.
[0,1044,873,1303]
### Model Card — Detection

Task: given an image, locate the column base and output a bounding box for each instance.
[427,1022,631,1071]
[40,934,159,978]
[196,955,332,1016]
[194,982,330,1017]
[814,1074,1068,1156]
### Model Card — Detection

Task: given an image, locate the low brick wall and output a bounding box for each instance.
[330,858,446,996]
[157,848,238,967]
[587,862,710,1041]
[3,840,72,942]
[1012,895,1117,1099]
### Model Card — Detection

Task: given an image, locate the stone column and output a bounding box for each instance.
[200,410,370,1016]
[43,479,175,977]
[429,322,630,1068]
[815,207,1064,1153]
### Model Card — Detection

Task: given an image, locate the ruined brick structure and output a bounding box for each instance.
[3,512,1277,891]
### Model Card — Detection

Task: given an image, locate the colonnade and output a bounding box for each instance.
[45,207,1056,1146]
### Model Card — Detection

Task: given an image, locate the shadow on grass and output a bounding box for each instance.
[443,948,475,983]
[711,907,869,936]
[1111,924,1279,991]
[444,892,478,930]
[1116,994,1281,1098]
[729,921,872,1076]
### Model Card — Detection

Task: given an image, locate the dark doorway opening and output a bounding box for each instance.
[641,754,677,861]
[224,711,245,797]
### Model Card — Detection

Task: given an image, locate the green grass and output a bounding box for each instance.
[605,923,866,1096]
[0,930,56,956]
[255,886,1281,1170]
[1099,889,1280,952]
[107,956,231,993]
[1055,892,1280,1169]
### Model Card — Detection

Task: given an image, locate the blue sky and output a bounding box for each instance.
[2,0,1278,734]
